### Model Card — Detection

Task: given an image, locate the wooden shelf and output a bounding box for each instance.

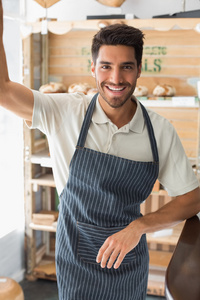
[31,149,52,168]
[147,222,184,247]
[30,173,55,188]
[141,98,199,108]
[29,222,57,232]
[33,256,56,281]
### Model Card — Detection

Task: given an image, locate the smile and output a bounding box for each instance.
[106,86,126,91]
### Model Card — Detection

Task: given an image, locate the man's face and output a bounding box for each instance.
[91,45,141,109]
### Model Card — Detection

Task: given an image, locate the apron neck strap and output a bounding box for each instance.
[76,94,159,164]
[140,103,159,163]
[76,93,98,148]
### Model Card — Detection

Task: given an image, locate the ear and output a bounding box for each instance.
[91,61,96,78]
[137,63,142,79]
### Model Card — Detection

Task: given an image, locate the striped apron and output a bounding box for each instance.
[56,94,159,300]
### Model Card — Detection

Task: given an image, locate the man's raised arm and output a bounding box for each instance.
[0,0,34,122]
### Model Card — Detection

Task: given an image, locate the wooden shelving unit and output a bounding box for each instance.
[26,144,57,280]
[23,32,57,281]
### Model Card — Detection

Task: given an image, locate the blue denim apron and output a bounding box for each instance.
[56,94,159,300]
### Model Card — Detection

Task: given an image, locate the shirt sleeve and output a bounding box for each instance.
[28,90,89,136]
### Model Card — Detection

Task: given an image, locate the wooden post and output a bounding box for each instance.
[23,34,36,279]
[41,33,49,85]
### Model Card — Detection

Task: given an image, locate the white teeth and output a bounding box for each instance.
[108,86,124,91]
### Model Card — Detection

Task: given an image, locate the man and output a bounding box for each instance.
[0,1,200,299]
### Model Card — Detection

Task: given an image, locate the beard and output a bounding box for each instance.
[97,81,136,109]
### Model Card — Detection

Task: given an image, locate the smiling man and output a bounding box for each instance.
[0,2,200,298]
[91,44,140,128]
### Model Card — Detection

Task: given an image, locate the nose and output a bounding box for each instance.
[110,68,123,84]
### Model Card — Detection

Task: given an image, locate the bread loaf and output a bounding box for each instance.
[87,88,98,96]
[39,82,67,93]
[133,85,148,97]
[68,83,93,94]
[153,84,176,97]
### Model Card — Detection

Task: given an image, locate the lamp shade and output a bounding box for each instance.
[34,0,61,8]
[96,0,126,7]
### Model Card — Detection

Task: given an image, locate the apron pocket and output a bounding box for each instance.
[77,221,136,266]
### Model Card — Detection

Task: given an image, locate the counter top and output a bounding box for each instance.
[140,97,199,108]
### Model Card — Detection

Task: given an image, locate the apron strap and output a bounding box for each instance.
[76,93,98,148]
[140,103,159,164]
[76,93,159,164]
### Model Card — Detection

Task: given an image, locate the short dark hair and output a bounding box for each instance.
[91,23,145,67]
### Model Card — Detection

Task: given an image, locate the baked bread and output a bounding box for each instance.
[153,84,176,97]
[87,88,98,96]
[39,82,67,93]
[133,85,148,97]
[68,83,93,94]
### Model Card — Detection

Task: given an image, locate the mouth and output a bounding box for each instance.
[105,85,126,93]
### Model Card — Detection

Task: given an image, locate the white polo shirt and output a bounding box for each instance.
[30,90,199,197]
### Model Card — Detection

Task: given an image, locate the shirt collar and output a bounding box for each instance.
[92,95,145,133]
[92,96,111,124]
[129,96,145,133]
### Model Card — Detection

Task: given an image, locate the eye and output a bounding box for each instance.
[101,65,110,69]
[123,65,133,70]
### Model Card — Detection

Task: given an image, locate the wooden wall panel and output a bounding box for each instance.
[48,30,95,87]
[148,106,199,159]
[140,29,200,96]
[48,27,200,96]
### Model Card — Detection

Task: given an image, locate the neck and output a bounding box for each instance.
[98,97,137,129]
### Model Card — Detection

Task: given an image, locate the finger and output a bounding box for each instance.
[114,251,126,269]
[106,248,121,269]
[100,245,115,268]
[96,241,109,264]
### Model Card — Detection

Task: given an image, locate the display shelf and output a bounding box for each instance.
[30,173,55,187]
[27,18,200,37]
[33,255,57,281]
[31,210,58,232]
[141,98,199,108]
[147,222,184,247]
[29,222,57,232]
[31,149,52,168]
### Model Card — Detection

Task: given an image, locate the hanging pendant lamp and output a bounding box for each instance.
[34,0,60,8]
[96,0,126,7]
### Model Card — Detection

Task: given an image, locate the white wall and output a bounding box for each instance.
[0,0,25,282]
[26,0,200,22]
[0,230,25,281]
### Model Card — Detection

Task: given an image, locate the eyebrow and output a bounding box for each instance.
[99,61,136,65]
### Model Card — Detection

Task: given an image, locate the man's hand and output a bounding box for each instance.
[96,223,142,269]
[96,187,200,269]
